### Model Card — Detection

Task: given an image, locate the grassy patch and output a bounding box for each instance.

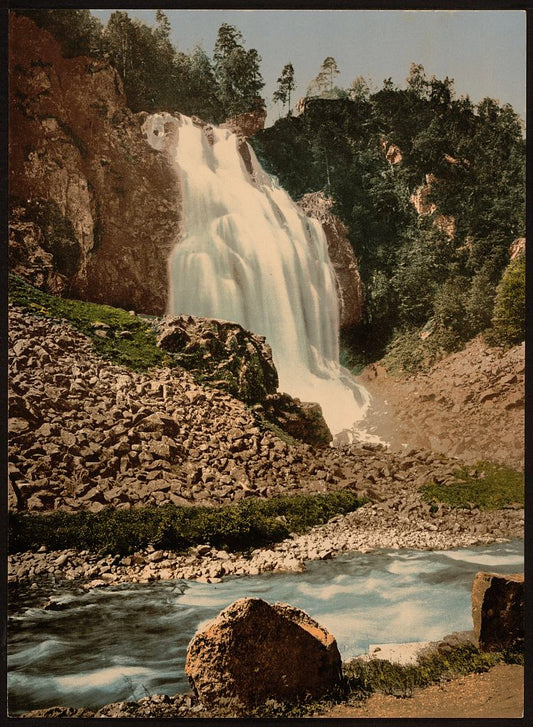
[8,490,366,555]
[420,460,524,510]
[9,274,172,372]
[342,644,504,700]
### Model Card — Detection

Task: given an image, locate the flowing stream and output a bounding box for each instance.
[8,539,523,715]
[143,113,375,442]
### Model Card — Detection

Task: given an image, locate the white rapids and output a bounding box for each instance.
[143,112,378,443]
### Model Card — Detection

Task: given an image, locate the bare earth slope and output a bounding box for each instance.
[360,337,524,470]
[319,663,524,719]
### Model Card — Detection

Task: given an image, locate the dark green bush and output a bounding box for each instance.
[486,254,525,347]
[8,490,365,555]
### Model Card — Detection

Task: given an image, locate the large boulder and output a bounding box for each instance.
[262,392,332,447]
[185,597,342,708]
[157,315,278,404]
[297,191,363,329]
[471,571,524,651]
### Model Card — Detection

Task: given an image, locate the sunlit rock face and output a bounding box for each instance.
[9,14,180,314]
[144,113,375,441]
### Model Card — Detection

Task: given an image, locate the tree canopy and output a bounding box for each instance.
[252,65,525,362]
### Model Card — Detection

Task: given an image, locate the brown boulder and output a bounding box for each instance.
[263,392,332,447]
[185,597,342,708]
[157,315,278,404]
[471,572,524,651]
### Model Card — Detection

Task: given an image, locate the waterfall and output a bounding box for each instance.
[144,112,377,443]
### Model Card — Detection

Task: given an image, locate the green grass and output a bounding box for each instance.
[420,460,524,510]
[8,490,366,555]
[341,643,508,701]
[9,274,172,372]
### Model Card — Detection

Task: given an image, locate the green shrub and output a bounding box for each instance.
[343,643,507,700]
[486,254,525,347]
[383,327,442,374]
[420,460,524,509]
[8,490,366,555]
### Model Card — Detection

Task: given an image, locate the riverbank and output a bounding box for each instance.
[21,651,524,719]
[9,489,523,587]
[319,662,524,719]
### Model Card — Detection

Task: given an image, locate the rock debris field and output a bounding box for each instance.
[8,306,524,586]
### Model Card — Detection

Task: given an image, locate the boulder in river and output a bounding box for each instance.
[185,597,342,708]
[471,571,524,651]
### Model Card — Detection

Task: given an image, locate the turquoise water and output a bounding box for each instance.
[8,539,523,715]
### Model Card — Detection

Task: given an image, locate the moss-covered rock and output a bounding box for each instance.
[156,315,278,404]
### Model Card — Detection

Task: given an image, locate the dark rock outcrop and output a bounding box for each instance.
[156,315,278,404]
[262,393,332,447]
[185,597,342,709]
[298,191,363,328]
[221,107,267,139]
[471,572,524,651]
[9,15,180,314]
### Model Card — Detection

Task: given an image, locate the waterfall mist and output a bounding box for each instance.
[144,113,377,443]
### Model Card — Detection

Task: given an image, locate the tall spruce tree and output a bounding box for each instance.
[213,22,264,118]
[273,62,295,116]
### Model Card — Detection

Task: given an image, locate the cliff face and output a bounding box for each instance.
[298,192,364,328]
[9,15,180,314]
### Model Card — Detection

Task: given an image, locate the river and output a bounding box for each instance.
[8,538,523,715]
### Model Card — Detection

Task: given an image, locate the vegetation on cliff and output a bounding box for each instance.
[15,9,264,122]
[252,71,525,366]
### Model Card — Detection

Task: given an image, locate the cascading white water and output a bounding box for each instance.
[144,112,377,442]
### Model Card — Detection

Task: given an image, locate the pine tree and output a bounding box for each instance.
[273,62,295,116]
[307,57,340,97]
[213,23,264,118]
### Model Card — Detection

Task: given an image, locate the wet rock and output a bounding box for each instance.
[185,597,342,708]
[471,572,524,651]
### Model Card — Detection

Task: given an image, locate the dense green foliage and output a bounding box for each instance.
[16,9,263,121]
[8,491,365,555]
[252,67,525,365]
[9,274,171,372]
[486,253,525,347]
[421,460,524,510]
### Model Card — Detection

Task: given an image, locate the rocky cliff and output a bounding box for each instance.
[10,17,363,332]
[298,192,364,328]
[9,15,180,314]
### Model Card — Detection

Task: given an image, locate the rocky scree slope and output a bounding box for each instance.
[8,305,524,590]
[9,304,510,517]
[361,338,524,470]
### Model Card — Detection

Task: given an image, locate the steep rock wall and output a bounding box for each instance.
[9,15,180,314]
[298,192,364,328]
